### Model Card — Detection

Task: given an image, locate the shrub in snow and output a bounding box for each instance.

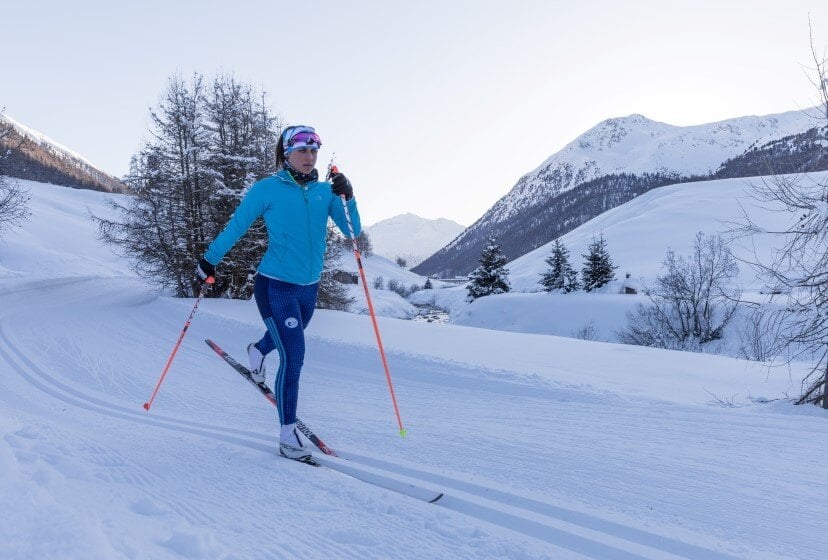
[0,114,31,237]
[618,232,741,351]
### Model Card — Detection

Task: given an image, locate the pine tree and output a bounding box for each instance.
[539,239,579,293]
[467,236,510,301]
[581,233,617,292]
[316,224,354,311]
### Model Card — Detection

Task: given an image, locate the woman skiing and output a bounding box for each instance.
[196,125,360,462]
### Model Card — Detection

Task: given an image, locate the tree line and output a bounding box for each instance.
[466,233,618,301]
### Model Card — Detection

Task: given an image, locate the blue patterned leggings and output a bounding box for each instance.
[252,274,319,426]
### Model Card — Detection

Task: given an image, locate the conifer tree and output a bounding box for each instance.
[316,224,354,311]
[467,236,510,301]
[581,233,617,292]
[539,239,579,293]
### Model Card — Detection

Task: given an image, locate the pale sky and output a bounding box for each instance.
[2,0,827,226]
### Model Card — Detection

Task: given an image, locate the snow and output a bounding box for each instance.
[1,178,827,559]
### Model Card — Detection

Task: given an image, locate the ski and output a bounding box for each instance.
[283,454,320,467]
[204,339,337,456]
[205,339,443,503]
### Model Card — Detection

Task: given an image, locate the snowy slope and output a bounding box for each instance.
[412,172,828,345]
[1,179,827,559]
[505,172,826,293]
[365,213,465,267]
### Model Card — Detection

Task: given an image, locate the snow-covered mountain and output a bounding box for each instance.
[414,108,825,277]
[501,110,819,221]
[0,113,126,193]
[365,213,464,267]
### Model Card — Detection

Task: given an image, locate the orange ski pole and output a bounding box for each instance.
[329,163,406,437]
[143,277,214,411]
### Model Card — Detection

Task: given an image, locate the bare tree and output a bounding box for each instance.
[341,230,373,257]
[96,74,280,298]
[732,23,828,406]
[619,233,741,351]
[0,110,31,237]
[97,74,214,297]
[736,307,783,362]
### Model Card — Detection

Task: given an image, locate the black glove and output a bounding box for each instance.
[196,258,216,283]
[331,172,354,201]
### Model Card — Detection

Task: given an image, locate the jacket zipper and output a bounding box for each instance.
[301,184,314,279]
[285,171,317,282]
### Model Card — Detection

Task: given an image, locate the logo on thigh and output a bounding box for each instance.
[285,317,299,329]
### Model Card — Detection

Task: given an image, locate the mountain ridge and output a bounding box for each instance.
[0,113,127,193]
[365,213,465,267]
[414,107,826,278]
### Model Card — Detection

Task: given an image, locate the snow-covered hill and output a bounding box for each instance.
[415,172,828,354]
[1,178,827,559]
[365,213,464,267]
[504,172,822,293]
[409,170,828,355]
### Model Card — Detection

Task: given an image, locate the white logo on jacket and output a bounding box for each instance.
[285,317,299,328]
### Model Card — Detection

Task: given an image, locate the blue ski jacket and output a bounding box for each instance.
[203,169,361,286]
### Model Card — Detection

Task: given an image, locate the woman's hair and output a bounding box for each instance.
[275,128,288,169]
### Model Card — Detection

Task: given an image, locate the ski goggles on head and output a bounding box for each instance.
[283,126,322,153]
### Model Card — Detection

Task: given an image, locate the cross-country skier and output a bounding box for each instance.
[195,125,361,462]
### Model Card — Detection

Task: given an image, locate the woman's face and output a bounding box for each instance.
[287,147,318,174]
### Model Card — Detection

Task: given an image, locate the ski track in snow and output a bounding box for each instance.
[0,277,823,559]
[0,313,730,560]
